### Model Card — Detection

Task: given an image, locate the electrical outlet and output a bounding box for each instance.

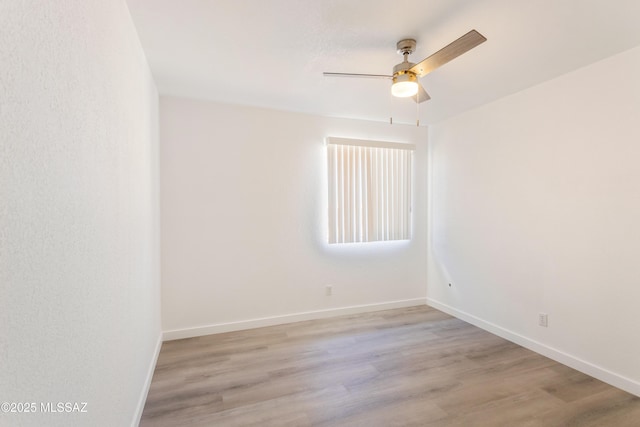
[538,313,548,327]
[325,285,333,296]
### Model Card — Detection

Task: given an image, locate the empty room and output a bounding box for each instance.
[2,0,640,426]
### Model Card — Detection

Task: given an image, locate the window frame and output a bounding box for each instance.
[326,137,415,244]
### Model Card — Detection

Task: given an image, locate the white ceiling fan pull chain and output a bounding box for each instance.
[416,92,420,127]
[389,84,393,125]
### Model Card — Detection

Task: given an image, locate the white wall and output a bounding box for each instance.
[0,1,160,426]
[160,97,428,337]
[428,45,640,396]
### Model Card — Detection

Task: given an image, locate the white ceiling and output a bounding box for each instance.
[126,0,640,125]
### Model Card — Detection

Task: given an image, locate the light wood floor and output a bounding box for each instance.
[140,306,640,426]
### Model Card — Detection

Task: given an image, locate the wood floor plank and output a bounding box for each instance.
[140,305,640,426]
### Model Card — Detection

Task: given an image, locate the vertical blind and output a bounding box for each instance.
[327,137,415,244]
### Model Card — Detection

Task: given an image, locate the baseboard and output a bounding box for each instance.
[163,298,427,341]
[131,332,163,427]
[426,298,640,398]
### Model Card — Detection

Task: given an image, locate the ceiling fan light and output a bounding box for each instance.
[391,73,418,97]
[392,81,419,97]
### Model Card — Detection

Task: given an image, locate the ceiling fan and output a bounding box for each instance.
[324,30,487,103]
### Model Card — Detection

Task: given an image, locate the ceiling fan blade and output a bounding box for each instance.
[413,83,431,103]
[323,72,392,79]
[409,30,487,78]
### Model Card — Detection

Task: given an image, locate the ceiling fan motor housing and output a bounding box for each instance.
[393,61,415,75]
[393,38,417,82]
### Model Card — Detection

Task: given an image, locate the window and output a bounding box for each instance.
[327,137,414,244]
